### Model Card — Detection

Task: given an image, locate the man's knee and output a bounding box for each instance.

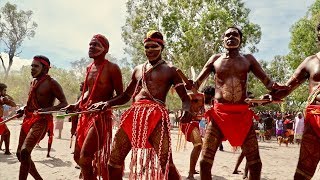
[20,148,31,162]
[79,155,93,167]
[248,160,262,172]
[193,144,202,151]
[200,159,212,170]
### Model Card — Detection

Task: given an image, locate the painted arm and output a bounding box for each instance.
[194,54,218,90]
[270,57,309,100]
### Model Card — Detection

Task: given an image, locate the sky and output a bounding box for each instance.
[0,0,316,71]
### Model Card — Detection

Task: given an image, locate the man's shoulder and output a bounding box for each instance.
[210,53,223,60]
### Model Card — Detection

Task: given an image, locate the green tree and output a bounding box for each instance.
[122,0,261,73]
[163,0,261,74]
[287,0,320,69]
[0,2,37,79]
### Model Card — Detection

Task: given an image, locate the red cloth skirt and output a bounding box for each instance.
[22,112,53,135]
[0,117,7,135]
[206,103,253,146]
[120,99,168,148]
[76,111,112,149]
[305,105,320,138]
[180,121,199,142]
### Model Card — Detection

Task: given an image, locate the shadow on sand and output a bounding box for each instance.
[34,156,72,168]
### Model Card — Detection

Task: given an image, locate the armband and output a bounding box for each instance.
[174,83,184,89]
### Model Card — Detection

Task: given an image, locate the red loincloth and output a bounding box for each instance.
[120,99,168,148]
[206,102,253,146]
[21,112,53,135]
[0,117,7,135]
[305,105,320,138]
[180,121,199,142]
[76,111,112,149]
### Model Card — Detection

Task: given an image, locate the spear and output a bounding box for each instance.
[55,104,130,119]
[0,114,20,125]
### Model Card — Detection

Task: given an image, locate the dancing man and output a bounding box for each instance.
[270,23,320,180]
[0,83,16,155]
[63,34,123,179]
[180,92,204,179]
[187,26,286,180]
[90,30,192,180]
[16,55,67,180]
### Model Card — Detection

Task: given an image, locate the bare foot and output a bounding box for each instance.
[46,154,51,158]
[4,151,11,155]
[233,170,241,174]
[186,174,195,180]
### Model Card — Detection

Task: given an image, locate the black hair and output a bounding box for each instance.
[0,83,7,91]
[317,23,320,32]
[222,26,243,41]
[202,85,215,96]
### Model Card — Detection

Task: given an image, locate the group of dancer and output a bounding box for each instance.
[0,23,320,180]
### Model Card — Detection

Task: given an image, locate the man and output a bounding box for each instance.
[0,83,16,155]
[180,92,204,180]
[90,30,192,180]
[70,82,84,139]
[201,86,224,151]
[275,115,284,138]
[16,55,67,180]
[270,23,320,180]
[257,119,265,142]
[188,26,286,180]
[63,34,123,179]
[294,112,304,145]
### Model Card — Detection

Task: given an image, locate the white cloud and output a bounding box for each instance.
[0,0,315,65]
[0,53,32,71]
[243,0,314,61]
[0,0,127,68]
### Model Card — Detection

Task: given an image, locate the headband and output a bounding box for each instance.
[93,34,109,50]
[143,30,165,46]
[34,57,50,68]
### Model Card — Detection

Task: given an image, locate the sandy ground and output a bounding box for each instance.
[0,119,319,180]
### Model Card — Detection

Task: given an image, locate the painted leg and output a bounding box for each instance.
[187,128,202,179]
[294,124,320,180]
[233,152,245,174]
[241,127,262,180]
[149,121,180,180]
[19,120,46,180]
[200,120,223,180]
[108,128,131,180]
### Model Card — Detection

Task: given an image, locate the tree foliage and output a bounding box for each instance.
[0,2,37,79]
[0,66,80,105]
[287,0,320,69]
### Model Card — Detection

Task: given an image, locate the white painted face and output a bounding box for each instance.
[88,38,105,58]
[144,41,162,61]
[31,60,44,78]
[223,28,241,49]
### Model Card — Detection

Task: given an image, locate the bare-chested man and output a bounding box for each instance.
[180,92,204,180]
[63,34,123,180]
[90,30,192,180]
[16,55,67,180]
[270,23,320,180]
[0,83,16,155]
[188,26,286,180]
